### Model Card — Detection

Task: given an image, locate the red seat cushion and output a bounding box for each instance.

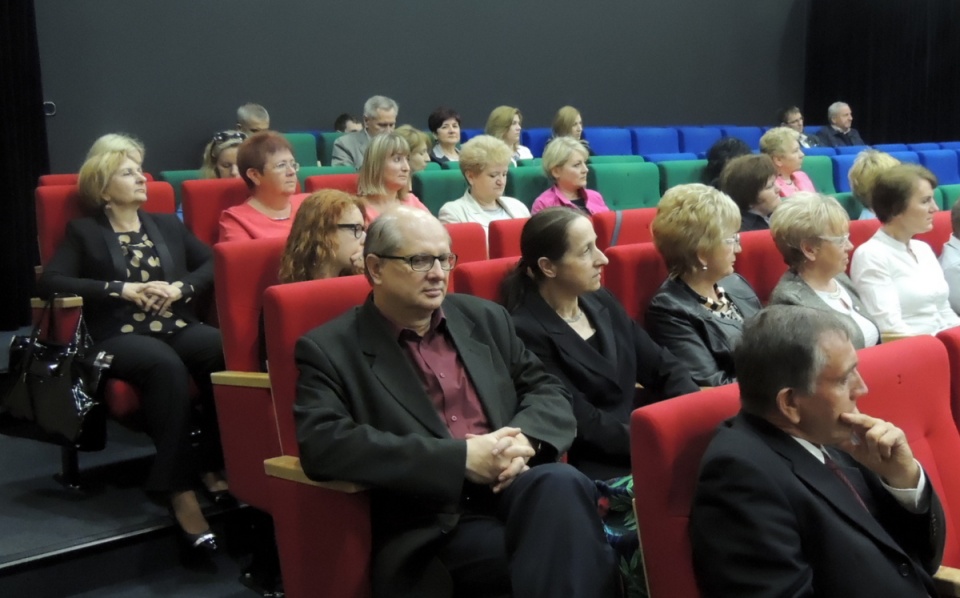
[603,242,668,325]
[488,218,528,259]
[450,257,517,303]
[592,208,656,251]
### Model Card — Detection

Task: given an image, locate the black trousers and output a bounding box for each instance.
[436,463,620,598]
[93,323,225,493]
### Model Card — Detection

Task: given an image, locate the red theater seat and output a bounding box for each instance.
[304,173,359,194]
[733,230,787,305]
[603,242,669,325]
[444,222,487,264]
[451,257,516,303]
[488,217,528,259]
[915,210,952,256]
[180,178,250,246]
[592,208,656,251]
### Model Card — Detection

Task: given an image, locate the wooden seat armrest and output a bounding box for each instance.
[880,332,914,344]
[211,370,271,388]
[30,296,83,309]
[935,566,960,597]
[264,455,366,493]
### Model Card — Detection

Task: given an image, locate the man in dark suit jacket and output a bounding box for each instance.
[294,207,619,598]
[690,305,945,597]
[816,101,866,147]
[330,94,398,168]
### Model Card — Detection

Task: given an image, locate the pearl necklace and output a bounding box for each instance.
[561,309,584,323]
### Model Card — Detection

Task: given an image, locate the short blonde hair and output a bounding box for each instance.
[394,125,431,156]
[541,137,589,183]
[459,135,513,177]
[551,106,581,138]
[652,183,741,277]
[770,192,850,269]
[848,150,900,209]
[358,132,410,199]
[200,130,246,178]
[485,106,521,150]
[77,150,135,212]
[86,133,145,163]
[759,126,800,157]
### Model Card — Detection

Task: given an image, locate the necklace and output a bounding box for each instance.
[561,309,584,323]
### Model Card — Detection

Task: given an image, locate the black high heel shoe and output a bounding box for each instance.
[182,528,219,553]
[202,486,238,508]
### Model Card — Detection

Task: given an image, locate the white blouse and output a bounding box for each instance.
[814,284,880,347]
[850,229,960,335]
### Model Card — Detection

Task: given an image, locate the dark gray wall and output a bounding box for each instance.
[35,0,808,173]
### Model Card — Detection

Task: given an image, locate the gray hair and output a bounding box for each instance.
[736,305,851,416]
[363,95,399,118]
[237,103,269,125]
[827,102,849,121]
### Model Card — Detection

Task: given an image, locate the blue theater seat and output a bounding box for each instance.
[582,127,632,156]
[677,127,723,155]
[522,128,552,157]
[919,150,960,185]
[836,145,870,155]
[908,143,940,151]
[831,154,858,192]
[460,128,483,143]
[720,126,763,150]
[630,127,680,155]
[802,146,837,157]
[872,143,908,152]
[642,152,698,162]
[888,150,920,165]
[940,141,960,151]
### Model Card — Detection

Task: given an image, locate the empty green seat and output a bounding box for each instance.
[318,132,344,167]
[159,169,203,208]
[517,158,543,168]
[657,160,707,194]
[506,167,551,208]
[800,155,836,194]
[588,155,645,164]
[284,133,319,167]
[412,170,468,215]
[588,162,661,209]
[297,165,356,186]
[423,162,441,171]
[939,184,960,209]
[828,192,861,220]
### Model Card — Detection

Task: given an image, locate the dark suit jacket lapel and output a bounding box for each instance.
[442,300,507,428]
[95,211,128,280]
[357,300,450,438]
[138,212,175,280]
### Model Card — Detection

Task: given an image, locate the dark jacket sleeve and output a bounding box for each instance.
[38,220,125,301]
[646,299,735,387]
[631,319,700,401]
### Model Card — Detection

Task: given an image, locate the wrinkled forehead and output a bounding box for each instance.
[394,218,451,253]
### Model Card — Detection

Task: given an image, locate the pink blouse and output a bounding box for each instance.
[364,193,430,221]
[531,186,609,215]
[774,171,816,198]
[218,194,308,242]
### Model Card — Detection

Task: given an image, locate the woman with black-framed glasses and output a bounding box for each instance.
[218,131,308,242]
[279,189,368,283]
[200,130,246,179]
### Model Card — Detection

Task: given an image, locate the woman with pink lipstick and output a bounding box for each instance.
[356,132,428,221]
[769,192,880,348]
[646,184,761,387]
[218,131,308,242]
[851,164,960,336]
[530,137,609,215]
[760,126,815,198]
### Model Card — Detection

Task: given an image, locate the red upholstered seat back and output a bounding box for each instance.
[214,238,286,371]
[592,208,656,252]
[856,336,960,567]
[936,326,960,437]
[444,222,487,265]
[631,384,740,598]
[848,218,882,254]
[180,178,250,246]
[35,182,175,266]
[488,217,528,259]
[914,210,952,256]
[450,257,517,303]
[304,174,360,194]
[39,172,154,186]
[734,230,786,305]
[603,242,669,325]
[263,275,371,455]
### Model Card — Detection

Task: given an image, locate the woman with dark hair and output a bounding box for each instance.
[702,137,751,188]
[719,154,781,232]
[427,106,461,164]
[503,208,697,479]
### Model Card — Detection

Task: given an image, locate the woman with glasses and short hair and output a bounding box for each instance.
[357,132,429,221]
[768,192,879,348]
[218,131,308,242]
[200,130,246,179]
[646,184,761,387]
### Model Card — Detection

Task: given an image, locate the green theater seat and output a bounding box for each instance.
[828,192,861,220]
[587,162,660,209]
[297,165,356,186]
[412,170,468,215]
[318,132,343,166]
[657,160,707,194]
[517,158,543,168]
[506,167,551,208]
[588,155,645,164]
[939,184,960,209]
[159,169,203,208]
[800,155,836,194]
[284,133,319,167]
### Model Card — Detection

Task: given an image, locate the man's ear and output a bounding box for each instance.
[365,254,383,285]
[776,387,802,425]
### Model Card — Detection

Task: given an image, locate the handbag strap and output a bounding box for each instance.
[609,210,624,248]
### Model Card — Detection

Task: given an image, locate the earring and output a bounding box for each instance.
[701,264,708,270]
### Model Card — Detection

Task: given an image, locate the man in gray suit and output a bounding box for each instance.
[331,95,398,168]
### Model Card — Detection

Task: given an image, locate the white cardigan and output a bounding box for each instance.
[851,229,960,335]
[437,191,530,234]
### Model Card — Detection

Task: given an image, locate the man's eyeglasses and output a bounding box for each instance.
[270,161,300,173]
[376,253,458,272]
[819,233,850,246]
[785,117,804,126]
[337,223,366,239]
[722,234,741,247]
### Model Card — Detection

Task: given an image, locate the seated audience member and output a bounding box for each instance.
[691,304,945,598]
[761,127,815,197]
[848,149,900,220]
[333,113,363,133]
[279,189,367,283]
[357,132,429,221]
[647,184,761,386]
[769,192,880,348]
[504,208,698,479]
[218,132,307,242]
[394,125,432,178]
[702,137,751,188]
[437,135,529,232]
[816,101,866,147]
[87,133,145,163]
[719,154,781,232]
[550,105,592,154]
[38,149,227,553]
[940,201,960,314]
[851,164,960,335]
[427,106,462,164]
[331,95,398,169]
[236,103,270,136]
[200,130,247,179]
[485,105,533,163]
[293,206,620,598]
[531,137,609,215]
[777,105,820,148]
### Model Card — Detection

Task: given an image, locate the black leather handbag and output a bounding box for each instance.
[0,297,112,451]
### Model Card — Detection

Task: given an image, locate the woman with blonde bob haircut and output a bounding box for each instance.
[279,189,367,283]
[646,184,761,386]
[760,126,815,197]
[768,192,880,348]
[87,133,146,163]
[357,132,429,221]
[531,137,609,215]
[438,135,530,232]
[848,149,900,220]
[485,105,533,163]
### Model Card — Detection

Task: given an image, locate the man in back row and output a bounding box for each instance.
[691,305,944,597]
[817,101,866,147]
[236,102,270,135]
[331,95,398,169]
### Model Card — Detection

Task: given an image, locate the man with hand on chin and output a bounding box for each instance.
[294,207,619,598]
[691,305,944,598]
